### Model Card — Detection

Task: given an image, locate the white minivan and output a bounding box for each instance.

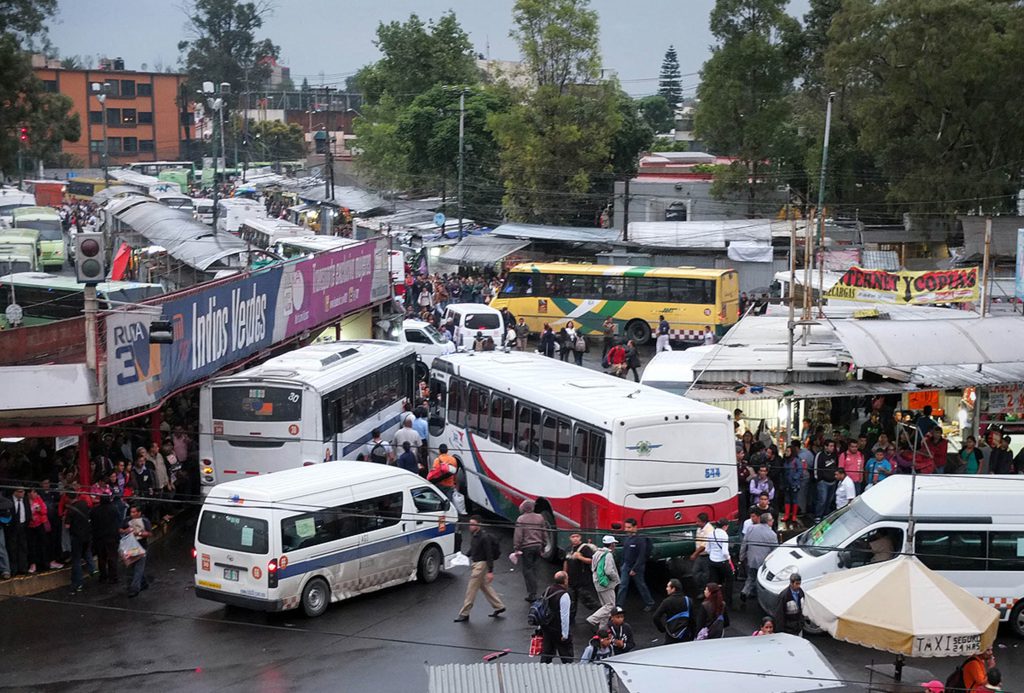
[757,475,1024,636]
[194,462,460,617]
[442,302,505,349]
[399,318,456,368]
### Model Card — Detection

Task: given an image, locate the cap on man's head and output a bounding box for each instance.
[610,606,625,616]
[920,681,944,693]
[438,443,448,453]
[602,535,617,546]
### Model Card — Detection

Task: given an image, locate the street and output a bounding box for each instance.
[2,516,1022,693]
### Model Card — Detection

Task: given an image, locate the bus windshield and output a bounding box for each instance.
[798,500,881,557]
[198,510,269,554]
[17,221,62,241]
[211,385,303,422]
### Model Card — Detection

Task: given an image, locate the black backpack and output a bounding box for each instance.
[665,596,693,641]
[944,656,978,692]
[528,586,563,628]
[369,442,388,464]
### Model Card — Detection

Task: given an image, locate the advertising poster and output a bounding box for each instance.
[824,266,979,305]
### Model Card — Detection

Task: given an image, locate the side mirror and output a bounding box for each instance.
[441,498,451,512]
[837,550,851,569]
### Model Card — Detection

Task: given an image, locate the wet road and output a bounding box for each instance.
[2,515,1022,693]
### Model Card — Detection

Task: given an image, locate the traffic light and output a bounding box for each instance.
[74,232,105,284]
[149,320,174,345]
[18,127,27,144]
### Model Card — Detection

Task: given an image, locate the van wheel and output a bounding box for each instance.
[417,545,443,583]
[625,319,651,345]
[1010,600,1024,638]
[540,509,559,563]
[301,577,331,618]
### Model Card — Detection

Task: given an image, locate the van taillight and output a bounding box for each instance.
[268,559,279,588]
[191,546,197,559]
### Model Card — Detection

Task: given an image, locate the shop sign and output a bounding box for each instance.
[987,383,1024,415]
[825,266,979,305]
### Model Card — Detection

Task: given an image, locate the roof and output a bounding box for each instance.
[238,217,315,239]
[603,633,845,692]
[275,236,360,253]
[437,236,529,266]
[12,206,59,219]
[507,262,732,279]
[437,350,729,425]
[0,271,162,294]
[205,460,414,504]
[491,222,620,244]
[297,185,389,214]
[858,474,1024,519]
[960,216,1020,257]
[0,364,100,411]
[427,663,608,693]
[627,220,776,248]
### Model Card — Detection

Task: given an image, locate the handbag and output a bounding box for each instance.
[118,533,146,566]
[450,489,467,515]
[528,631,544,657]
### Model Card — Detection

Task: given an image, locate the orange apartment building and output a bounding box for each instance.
[33,60,193,167]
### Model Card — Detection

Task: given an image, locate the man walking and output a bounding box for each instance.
[616,518,655,611]
[586,536,621,630]
[601,316,618,358]
[707,518,734,607]
[513,499,546,601]
[689,512,714,593]
[652,578,694,644]
[624,339,642,383]
[454,515,505,622]
[739,513,778,606]
[835,467,857,509]
[120,504,151,598]
[813,440,838,523]
[515,317,530,351]
[563,532,599,625]
[539,571,573,664]
[773,573,806,636]
[655,315,671,352]
[65,491,94,595]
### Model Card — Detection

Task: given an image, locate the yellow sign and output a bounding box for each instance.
[197,580,222,590]
[825,266,979,305]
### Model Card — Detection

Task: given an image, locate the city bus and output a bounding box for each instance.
[127,161,196,178]
[490,262,740,345]
[272,235,358,260]
[0,272,164,327]
[427,351,737,559]
[12,206,65,270]
[198,340,417,494]
[151,190,194,212]
[0,187,37,225]
[65,178,108,201]
[238,217,314,252]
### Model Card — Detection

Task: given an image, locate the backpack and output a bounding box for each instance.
[369,442,388,464]
[665,596,693,641]
[944,656,979,691]
[528,586,563,628]
[573,334,587,352]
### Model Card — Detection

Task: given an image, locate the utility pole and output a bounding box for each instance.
[91,82,111,183]
[980,217,992,317]
[457,88,466,239]
[787,197,796,377]
[622,177,630,240]
[815,92,836,317]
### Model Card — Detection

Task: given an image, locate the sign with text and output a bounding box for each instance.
[106,241,377,414]
[986,383,1024,415]
[912,633,982,658]
[824,266,979,305]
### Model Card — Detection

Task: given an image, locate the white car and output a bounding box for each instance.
[398,319,456,369]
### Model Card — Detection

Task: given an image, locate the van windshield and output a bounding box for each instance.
[464,313,500,330]
[798,499,881,557]
[422,323,448,344]
[198,510,269,555]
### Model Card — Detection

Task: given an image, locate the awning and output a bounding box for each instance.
[427,662,608,693]
[0,364,100,415]
[436,236,529,265]
[114,200,250,271]
[832,315,1024,368]
[492,222,620,244]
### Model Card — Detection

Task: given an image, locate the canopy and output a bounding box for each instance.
[803,555,999,658]
[437,236,529,266]
[603,633,845,692]
[114,200,250,271]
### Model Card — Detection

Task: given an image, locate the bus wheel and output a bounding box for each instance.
[540,509,559,563]
[301,577,331,618]
[625,320,651,345]
[417,545,443,583]
[1010,600,1024,638]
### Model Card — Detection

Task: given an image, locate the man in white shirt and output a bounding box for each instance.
[689,512,714,590]
[392,416,421,453]
[835,467,857,508]
[708,518,735,607]
[703,325,716,346]
[741,506,760,536]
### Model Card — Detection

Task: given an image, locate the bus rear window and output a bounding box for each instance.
[464,313,500,330]
[212,386,302,421]
[198,510,269,554]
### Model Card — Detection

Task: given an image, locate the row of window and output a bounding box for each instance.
[500,273,718,304]
[442,377,606,489]
[915,530,1024,572]
[321,358,415,441]
[90,138,155,154]
[89,108,155,127]
[281,492,405,552]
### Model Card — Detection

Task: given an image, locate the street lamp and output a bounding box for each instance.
[201,81,230,232]
[91,81,112,182]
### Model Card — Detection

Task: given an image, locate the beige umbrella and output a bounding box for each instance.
[803,555,999,679]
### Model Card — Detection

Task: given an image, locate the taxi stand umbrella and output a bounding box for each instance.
[802,555,1000,681]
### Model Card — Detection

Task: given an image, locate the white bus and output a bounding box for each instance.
[199,340,417,493]
[273,235,358,260]
[427,351,737,559]
[237,217,315,251]
[194,462,459,617]
[151,190,194,212]
[216,198,266,235]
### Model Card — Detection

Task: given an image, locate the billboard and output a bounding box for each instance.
[106,241,377,414]
[824,266,979,305]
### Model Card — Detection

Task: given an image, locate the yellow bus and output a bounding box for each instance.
[490,262,740,345]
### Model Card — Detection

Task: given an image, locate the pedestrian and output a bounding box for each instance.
[839,440,865,492]
[652,578,694,644]
[813,440,838,523]
[607,606,636,654]
[989,436,1014,475]
[65,491,94,594]
[601,316,618,358]
[689,512,714,593]
[427,444,459,504]
[960,436,984,475]
[540,323,556,357]
[120,504,151,598]
[748,466,775,509]
[393,416,421,459]
[586,535,620,630]
[454,515,505,622]
[562,532,599,625]
[556,325,570,362]
[26,487,52,574]
[707,518,734,608]
[515,317,530,351]
[752,616,776,636]
[773,573,805,636]
[864,448,893,490]
[539,570,573,664]
[655,315,671,352]
[566,321,585,366]
[695,582,727,639]
[782,443,807,528]
[395,441,419,474]
[623,339,642,382]
[616,518,655,611]
[0,493,12,579]
[579,629,614,663]
[512,499,546,601]
[835,467,857,509]
[364,429,393,464]
[740,512,778,607]
[90,492,121,584]
[702,325,715,345]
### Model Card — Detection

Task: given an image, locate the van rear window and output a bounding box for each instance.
[464,313,500,330]
[198,510,269,555]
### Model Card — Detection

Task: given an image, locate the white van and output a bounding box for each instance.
[398,318,456,368]
[194,462,460,617]
[757,475,1024,635]
[442,302,505,349]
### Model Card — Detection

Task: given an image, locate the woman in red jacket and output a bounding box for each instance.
[26,488,54,574]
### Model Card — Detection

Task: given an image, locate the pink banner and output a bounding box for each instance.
[279,242,376,339]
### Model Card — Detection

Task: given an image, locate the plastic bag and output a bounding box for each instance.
[450,489,467,515]
[528,632,544,657]
[508,551,520,566]
[118,533,146,566]
[449,552,471,568]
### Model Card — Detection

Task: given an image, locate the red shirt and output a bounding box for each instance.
[839,450,865,483]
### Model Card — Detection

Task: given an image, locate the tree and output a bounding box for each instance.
[247,119,306,161]
[177,0,280,96]
[0,0,55,39]
[658,46,683,106]
[59,55,81,70]
[637,94,675,134]
[510,0,600,93]
[693,0,801,216]
[354,12,479,106]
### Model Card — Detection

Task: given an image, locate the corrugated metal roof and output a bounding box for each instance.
[861,250,900,270]
[437,236,530,265]
[492,223,620,244]
[297,185,389,214]
[427,662,608,693]
[0,364,100,410]
[114,200,250,271]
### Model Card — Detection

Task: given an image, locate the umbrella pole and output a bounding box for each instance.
[894,653,904,682]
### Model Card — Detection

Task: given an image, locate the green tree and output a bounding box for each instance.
[177,0,280,96]
[247,119,306,161]
[354,12,479,106]
[826,0,1024,214]
[637,94,674,134]
[510,0,600,93]
[658,45,683,106]
[694,0,801,216]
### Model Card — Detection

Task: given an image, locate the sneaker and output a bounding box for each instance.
[1,572,10,580]
[70,585,83,595]
[27,565,36,574]
[49,561,64,570]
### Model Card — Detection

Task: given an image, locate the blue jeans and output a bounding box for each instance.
[616,562,655,607]
[815,481,836,520]
[70,537,95,588]
[130,553,148,594]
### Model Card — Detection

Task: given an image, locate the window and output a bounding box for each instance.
[198,511,269,555]
[490,395,504,442]
[140,139,154,153]
[212,386,302,422]
[119,79,135,97]
[106,108,120,126]
[122,109,137,126]
[555,417,572,473]
[915,530,987,571]
[122,137,138,153]
[322,394,339,442]
[636,277,670,302]
[516,403,540,460]
[88,111,103,125]
[138,111,153,125]
[601,276,625,298]
[106,137,121,154]
[448,378,465,427]
[405,329,430,344]
[137,83,152,97]
[499,396,514,448]
[845,527,904,568]
[572,425,606,489]
[411,487,448,513]
[280,492,404,552]
[541,415,558,469]
[89,140,103,153]
[42,80,57,93]
[465,313,501,330]
[669,278,715,304]
[501,274,534,297]
[989,532,1024,571]
[467,386,487,434]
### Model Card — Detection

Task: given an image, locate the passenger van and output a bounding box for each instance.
[194,199,214,225]
[194,462,460,617]
[12,207,65,270]
[442,303,504,349]
[757,475,1024,636]
[398,318,455,368]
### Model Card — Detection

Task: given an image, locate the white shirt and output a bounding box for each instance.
[703,331,716,345]
[836,476,857,508]
[742,519,753,536]
[708,527,731,563]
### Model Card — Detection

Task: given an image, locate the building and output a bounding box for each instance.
[32,60,192,167]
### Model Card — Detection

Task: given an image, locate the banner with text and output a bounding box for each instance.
[824,266,979,305]
[106,241,377,414]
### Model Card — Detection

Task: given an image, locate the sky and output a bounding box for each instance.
[47,0,811,97]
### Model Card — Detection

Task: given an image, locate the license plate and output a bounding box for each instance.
[223,568,239,581]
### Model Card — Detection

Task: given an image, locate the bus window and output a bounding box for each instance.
[467,386,486,434]
[502,274,532,296]
[555,417,572,474]
[601,277,624,298]
[516,403,540,460]
[541,415,558,469]
[989,531,1024,571]
[636,277,668,302]
[447,378,465,427]
[572,425,606,489]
